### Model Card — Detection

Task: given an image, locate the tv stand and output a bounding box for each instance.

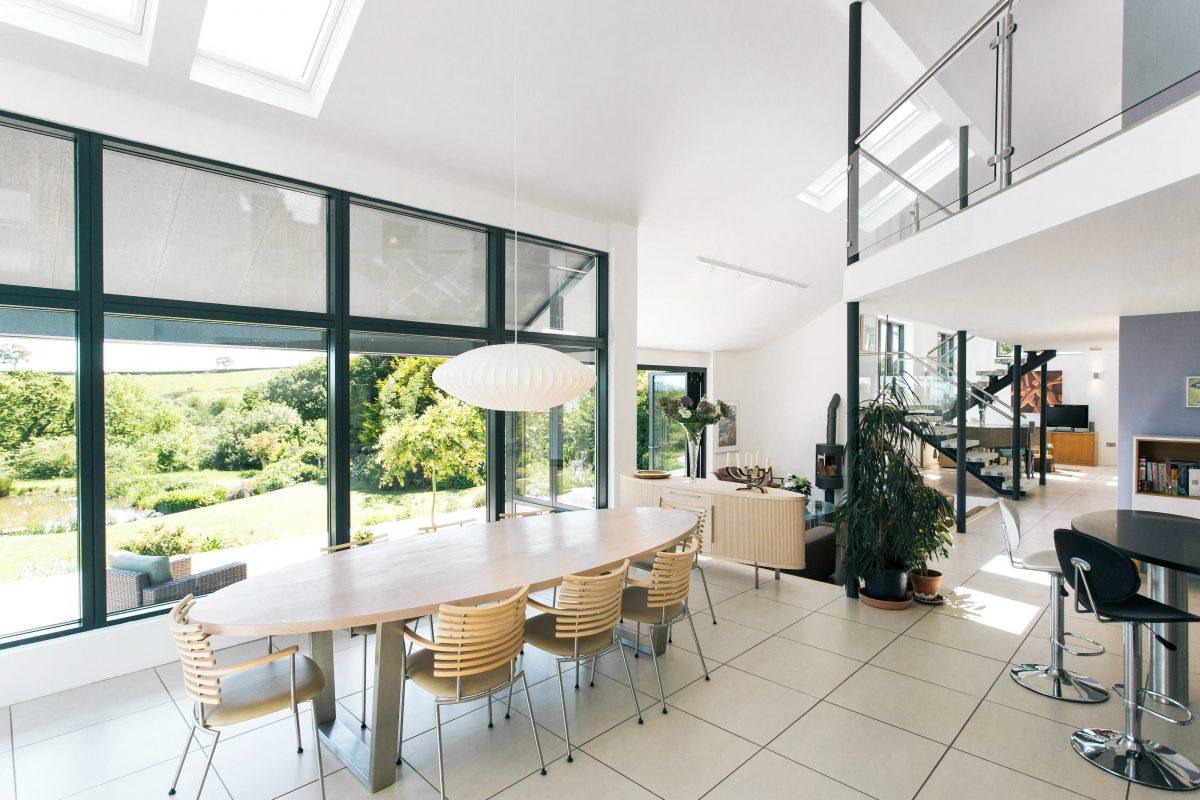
[1047,430,1096,466]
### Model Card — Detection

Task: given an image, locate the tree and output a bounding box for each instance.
[349,354,396,455]
[215,356,233,371]
[261,357,327,422]
[0,371,75,449]
[635,370,650,469]
[375,395,486,526]
[0,344,30,368]
[375,357,443,426]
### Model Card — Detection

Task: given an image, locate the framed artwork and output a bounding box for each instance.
[860,315,878,353]
[715,402,738,451]
[1019,369,1062,413]
[995,341,1013,361]
[1188,377,1200,408]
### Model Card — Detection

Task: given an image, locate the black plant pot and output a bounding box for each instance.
[863,569,908,602]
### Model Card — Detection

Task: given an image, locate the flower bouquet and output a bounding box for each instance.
[781,473,812,498]
[658,395,733,482]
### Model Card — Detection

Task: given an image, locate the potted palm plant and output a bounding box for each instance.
[835,381,953,608]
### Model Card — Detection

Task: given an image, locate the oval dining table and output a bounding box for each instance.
[1072,509,1200,704]
[190,506,698,793]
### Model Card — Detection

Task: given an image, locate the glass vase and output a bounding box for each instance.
[682,425,703,482]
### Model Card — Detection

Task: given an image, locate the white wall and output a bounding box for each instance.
[709,304,847,483]
[1049,350,1120,466]
[636,348,712,370]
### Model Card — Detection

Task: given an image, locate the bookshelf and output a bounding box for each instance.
[1134,436,1200,519]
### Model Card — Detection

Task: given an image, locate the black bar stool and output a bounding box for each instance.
[1054,528,1200,791]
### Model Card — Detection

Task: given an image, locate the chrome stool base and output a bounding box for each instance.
[1010,663,1109,704]
[1072,728,1200,791]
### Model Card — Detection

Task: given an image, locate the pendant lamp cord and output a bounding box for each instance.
[512,0,519,345]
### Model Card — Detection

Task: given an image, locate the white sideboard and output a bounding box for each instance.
[618,474,809,570]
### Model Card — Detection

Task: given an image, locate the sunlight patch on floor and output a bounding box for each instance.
[939,585,1042,635]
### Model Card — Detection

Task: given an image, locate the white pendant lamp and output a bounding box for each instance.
[433,343,595,412]
[432,0,596,413]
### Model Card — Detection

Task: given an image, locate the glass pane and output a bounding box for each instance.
[506,349,597,511]
[648,372,687,474]
[506,238,597,337]
[103,150,327,312]
[349,331,487,536]
[349,205,487,326]
[103,316,327,615]
[198,0,333,83]
[0,307,79,639]
[0,124,75,290]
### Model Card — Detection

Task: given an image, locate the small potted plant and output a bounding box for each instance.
[834,381,953,608]
[781,473,812,503]
[659,395,733,483]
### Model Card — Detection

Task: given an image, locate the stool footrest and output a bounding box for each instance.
[1114,684,1195,726]
[1058,631,1105,658]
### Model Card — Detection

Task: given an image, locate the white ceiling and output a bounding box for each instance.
[0,0,961,351]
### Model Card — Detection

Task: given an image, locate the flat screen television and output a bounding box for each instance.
[1045,403,1088,429]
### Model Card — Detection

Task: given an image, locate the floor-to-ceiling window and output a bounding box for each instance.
[636,366,706,475]
[0,109,608,647]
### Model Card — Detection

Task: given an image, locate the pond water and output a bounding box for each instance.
[0,492,79,534]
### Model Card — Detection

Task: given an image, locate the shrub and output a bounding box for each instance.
[249,459,323,495]
[119,524,198,557]
[139,430,200,473]
[11,437,76,479]
[0,468,12,498]
[205,404,302,470]
[146,486,228,515]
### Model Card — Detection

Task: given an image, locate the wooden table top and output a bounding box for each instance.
[190,507,697,636]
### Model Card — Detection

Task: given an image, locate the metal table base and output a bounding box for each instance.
[1147,565,1190,702]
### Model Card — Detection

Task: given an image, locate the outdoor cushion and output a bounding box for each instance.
[110,551,172,586]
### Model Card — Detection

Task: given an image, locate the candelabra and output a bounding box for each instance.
[727,465,773,493]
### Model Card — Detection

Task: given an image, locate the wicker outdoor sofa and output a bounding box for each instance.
[106,555,247,614]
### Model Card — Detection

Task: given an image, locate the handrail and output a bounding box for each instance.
[925,334,974,360]
[867,349,1016,421]
[856,0,1013,146]
[857,147,955,220]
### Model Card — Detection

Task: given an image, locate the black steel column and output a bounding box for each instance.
[1011,345,1022,500]
[955,330,968,532]
[958,126,969,210]
[846,1,862,266]
[1039,360,1048,485]
[844,301,860,597]
[485,228,506,519]
[327,191,350,546]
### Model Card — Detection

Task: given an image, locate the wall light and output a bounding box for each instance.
[1093,372,1102,380]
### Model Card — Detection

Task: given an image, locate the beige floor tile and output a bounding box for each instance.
[744,575,846,610]
[276,765,438,799]
[12,702,194,799]
[670,611,771,663]
[768,702,945,800]
[1031,610,1126,656]
[826,664,979,744]
[583,709,756,800]
[817,596,931,633]
[667,665,818,745]
[728,637,861,697]
[67,752,233,799]
[0,754,12,800]
[710,594,810,633]
[696,562,760,591]
[210,709,342,800]
[870,635,1006,697]
[962,570,1055,606]
[954,701,1127,800]
[917,748,1092,800]
[933,584,1045,636]
[510,668,652,747]
[689,574,743,609]
[490,751,657,800]
[907,610,1025,661]
[594,640,709,706]
[172,695,296,741]
[705,749,871,800]
[402,704,565,800]
[337,681,487,742]
[778,612,898,660]
[11,669,172,747]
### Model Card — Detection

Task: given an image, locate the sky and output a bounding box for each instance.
[0,334,315,374]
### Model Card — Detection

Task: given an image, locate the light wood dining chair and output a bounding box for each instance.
[524,560,642,762]
[622,537,710,713]
[635,502,715,625]
[167,595,327,799]
[396,586,547,799]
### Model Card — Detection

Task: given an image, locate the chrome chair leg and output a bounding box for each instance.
[193,729,219,800]
[1010,573,1107,703]
[310,703,327,800]
[684,608,710,681]
[617,637,643,724]
[697,566,717,623]
[555,661,574,762]
[167,724,195,796]
[433,704,446,800]
[574,656,580,689]
[291,658,303,753]
[266,634,273,654]
[360,633,370,728]
[649,627,667,714]
[487,694,494,728]
[519,672,548,776]
[505,681,513,719]
[634,622,641,658]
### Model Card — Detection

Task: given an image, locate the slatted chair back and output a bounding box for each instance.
[319,532,389,555]
[169,595,221,707]
[431,586,528,682]
[658,500,707,555]
[553,560,629,640]
[647,539,698,609]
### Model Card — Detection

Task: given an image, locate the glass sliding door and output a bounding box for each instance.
[103,317,327,616]
[348,331,487,537]
[637,367,705,476]
[0,308,79,638]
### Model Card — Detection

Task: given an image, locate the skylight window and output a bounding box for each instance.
[190,0,363,117]
[797,99,941,212]
[859,139,974,232]
[0,0,156,62]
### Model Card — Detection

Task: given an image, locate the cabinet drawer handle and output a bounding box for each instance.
[668,492,703,500]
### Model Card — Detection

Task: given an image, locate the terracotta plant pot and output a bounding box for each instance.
[909,568,943,602]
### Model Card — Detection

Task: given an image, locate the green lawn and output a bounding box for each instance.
[0,532,77,583]
[122,367,286,403]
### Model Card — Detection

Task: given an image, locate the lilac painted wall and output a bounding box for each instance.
[1118,311,1200,507]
